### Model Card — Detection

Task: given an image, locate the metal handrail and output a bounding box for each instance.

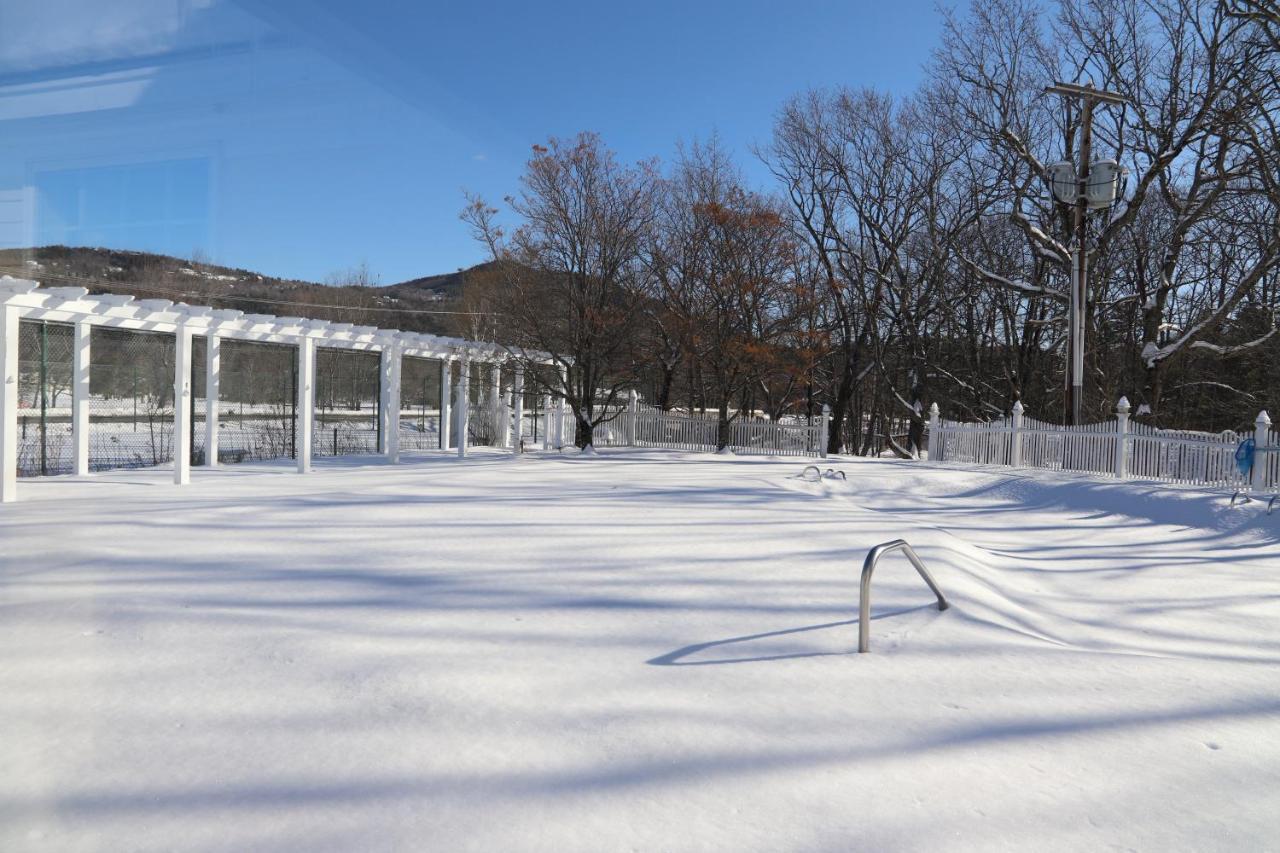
[800,464,847,481]
[859,539,950,653]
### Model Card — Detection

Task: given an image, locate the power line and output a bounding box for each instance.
[0,265,499,317]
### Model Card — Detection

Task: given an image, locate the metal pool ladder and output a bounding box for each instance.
[859,539,950,653]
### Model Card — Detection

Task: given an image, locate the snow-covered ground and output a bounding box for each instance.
[2,450,1278,852]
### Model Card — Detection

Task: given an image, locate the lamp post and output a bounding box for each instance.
[1045,81,1127,425]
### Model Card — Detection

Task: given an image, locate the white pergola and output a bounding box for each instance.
[0,277,561,503]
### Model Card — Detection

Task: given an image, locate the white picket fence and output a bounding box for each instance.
[928,398,1278,493]
[536,394,827,458]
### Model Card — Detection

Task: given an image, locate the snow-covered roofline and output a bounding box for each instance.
[0,276,554,364]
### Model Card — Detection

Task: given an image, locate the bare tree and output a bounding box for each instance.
[462,133,659,448]
[936,0,1280,422]
[658,140,797,449]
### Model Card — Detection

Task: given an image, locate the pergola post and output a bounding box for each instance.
[439,357,452,450]
[73,320,91,476]
[297,337,315,473]
[487,363,501,446]
[205,333,220,467]
[173,323,193,485]
[456,354,470,458]
[379,345,393,456]
[384,344,402,463]
[511,366,524,454]
[554,365,567,449]
[501,389,512,449]
[541,393,552,451]
[1,303,18,503]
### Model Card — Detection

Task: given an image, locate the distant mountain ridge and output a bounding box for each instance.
[382,260,505,303]
[0,245,477,336]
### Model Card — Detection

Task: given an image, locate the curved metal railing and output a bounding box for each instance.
[800,465,846,481]
[859,539,950,653]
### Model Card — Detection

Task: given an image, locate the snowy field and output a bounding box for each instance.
[2,449,1278,851]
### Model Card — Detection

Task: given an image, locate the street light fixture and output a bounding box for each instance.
[1044,81,1128,426]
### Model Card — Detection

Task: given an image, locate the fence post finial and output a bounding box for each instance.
[1254,410,1272,492]
[927,403,941,462]
[1114,397,1131,480]
[1010,400,1024,468]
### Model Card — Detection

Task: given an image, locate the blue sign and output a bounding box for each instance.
[1235,438,1256,477]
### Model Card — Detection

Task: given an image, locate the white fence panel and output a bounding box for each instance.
[928,400,1276,493]
[619,404,821,457]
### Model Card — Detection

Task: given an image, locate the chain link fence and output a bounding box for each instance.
[314,347,381,457]
[16,320,74,476]
[467,361,502,446]
[401,355,443,451]
[89,327,176,472]
[192,338,298,465]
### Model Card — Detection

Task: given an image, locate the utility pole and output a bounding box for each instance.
[1045,81,1126,425]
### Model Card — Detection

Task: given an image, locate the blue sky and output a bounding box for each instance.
[0,0,944,284]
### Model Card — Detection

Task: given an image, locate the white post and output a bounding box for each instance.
[487,364,500,446]
[439,357,452,450]
[1115,397,1130,479]
[819,404,830,459]
[205,333,220,467]
[73,320,91,476]
[1254,410,1272,492]
[541,392,552,451]
[1010,400,1024,469]
[500,387,512,449]
[456,354,470,458]
[0,304,18,503]
[173,324,193,486]
[511,366,525,455]
[554,366,567,450]
[376,343,391,455]
[297,337,315,473]
[386,344,402,463]
[927,402,941,462]
[627,389,639,446]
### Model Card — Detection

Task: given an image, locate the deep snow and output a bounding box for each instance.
[2,449,1278,852]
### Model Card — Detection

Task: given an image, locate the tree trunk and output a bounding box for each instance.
[828,353,856,455]
[1141,360,1164,423]
[656,362,675,412]
[575,414,594,449]
[907,416,924,457]
[717,400,731,451]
